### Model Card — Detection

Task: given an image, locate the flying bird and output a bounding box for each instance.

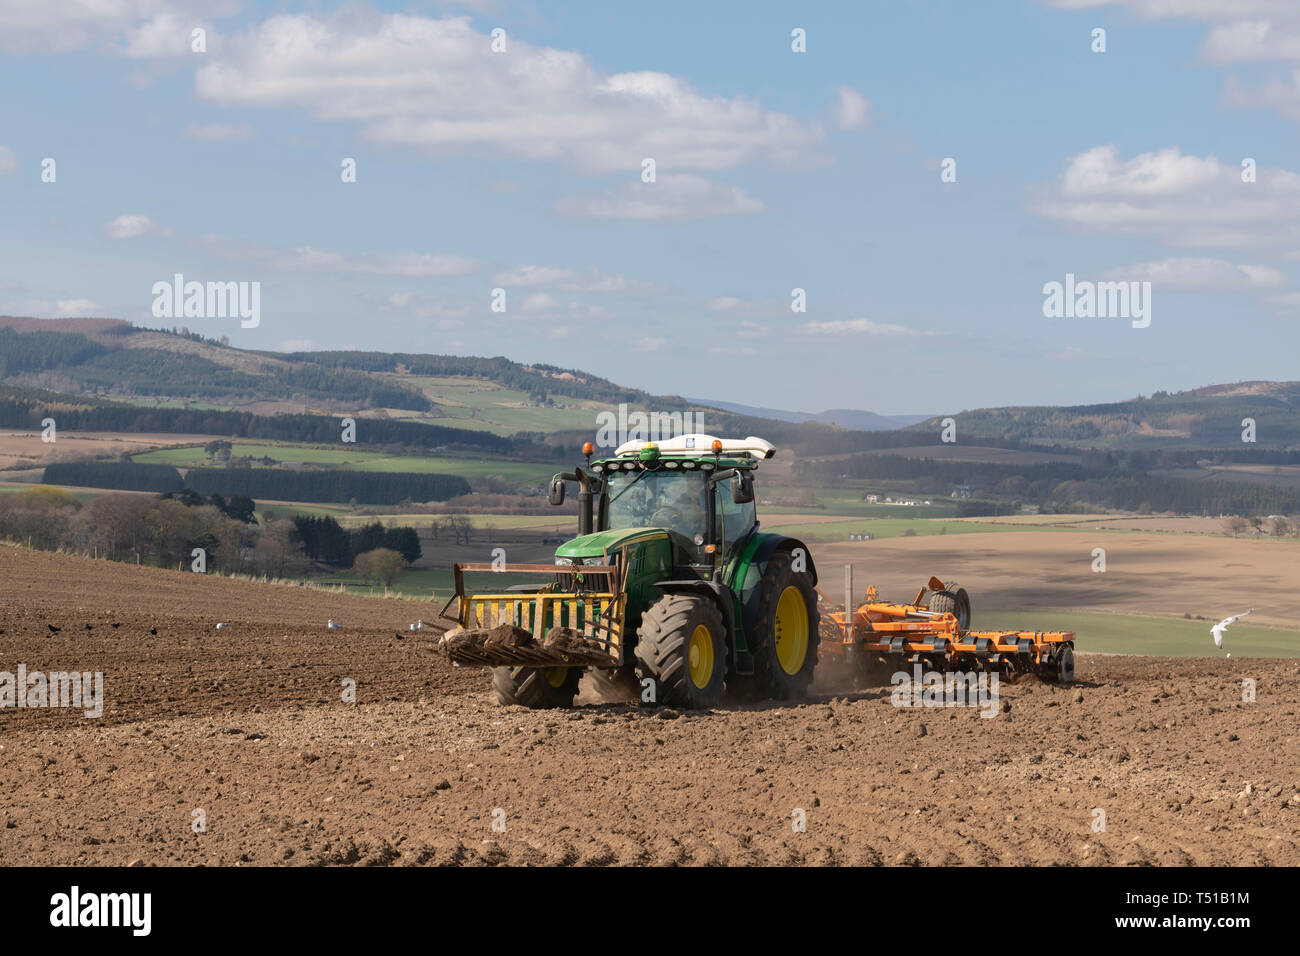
[1212,609,1253,651]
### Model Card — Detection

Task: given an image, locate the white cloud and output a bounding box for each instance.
[0,146,17,175]
[0,2,234,55]
[56,299,102,315]
[273,338,317,352]
[1105,257,1287,290]
[1204,20,1300,62]
[26,298,106,317]
[520,292,558,313]
[1044,1,1296,18]
[1034,145,1300,252]
[104,214,170,239]
[1057,144,1222,197]
[1267,290,1300,313]
[1042,2,1300,120]
[634,337,666,352]
[492,266,575,287]
[801,318,936,337]
[706,295,789,316]
[491,264,652,293]
[282,248,477,277]
[199,236,479,277]
[1224,70,1300,119]
[183,121,256,142]
[832,86,871,130]
[1045,345,1111,362]
[556,174,763,221]
[119,11,203,59]
[194,12,821,174]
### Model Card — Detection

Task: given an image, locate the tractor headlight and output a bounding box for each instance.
[693,533,705,547]
[555,557,574,566]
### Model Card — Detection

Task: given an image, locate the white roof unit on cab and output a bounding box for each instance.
[613,433,777,460]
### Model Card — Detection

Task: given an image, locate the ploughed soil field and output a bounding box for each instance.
[2,544,1298,866]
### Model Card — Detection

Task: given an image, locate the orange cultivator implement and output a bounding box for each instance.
[821,571,1076,682]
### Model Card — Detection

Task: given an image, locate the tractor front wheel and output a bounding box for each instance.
[493,665,582,708]
[635,594,726,709]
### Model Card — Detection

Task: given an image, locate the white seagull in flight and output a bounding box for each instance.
[1211,609,1252,653]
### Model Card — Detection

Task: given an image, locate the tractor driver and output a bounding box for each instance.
[658,476,709,537]
[623,473,709,539]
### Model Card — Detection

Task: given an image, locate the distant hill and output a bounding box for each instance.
[692,397,931,431]
[3,316,1298,454]
[905,382,1300,449]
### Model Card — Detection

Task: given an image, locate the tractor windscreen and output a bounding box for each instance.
[604,468,710,543]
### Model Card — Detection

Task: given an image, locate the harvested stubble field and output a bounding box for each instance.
[1,544,1297,866]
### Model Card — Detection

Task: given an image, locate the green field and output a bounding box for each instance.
[111,397,234,412]
[762,515,1064,541]
[763,487,963,519]
[311,567,456,600]
[312,565,551,600]
[337,513,567,530]
[396,375,611,435]
[0,483,106,504]
[981,608,1300,658]
[131,441,558,485]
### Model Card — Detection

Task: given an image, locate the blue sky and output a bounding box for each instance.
[2,0,1299,414]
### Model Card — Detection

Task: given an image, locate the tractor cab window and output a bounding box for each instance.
[715,480,756,551]
[604,468,710,546]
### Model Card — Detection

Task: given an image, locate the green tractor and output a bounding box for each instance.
[440,434,820,709]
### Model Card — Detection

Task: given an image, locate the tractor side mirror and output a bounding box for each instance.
[731,472,754,504]
[548,476,566,506]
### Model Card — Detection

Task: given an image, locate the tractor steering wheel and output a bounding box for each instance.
[650,505,686,527]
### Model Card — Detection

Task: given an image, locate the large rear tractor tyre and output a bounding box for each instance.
[493,665,582,708]
[746,552,821,701]
[635,594,727,709]
[928,586,971,630]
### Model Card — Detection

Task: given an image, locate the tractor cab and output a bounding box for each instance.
[595,443,757,564]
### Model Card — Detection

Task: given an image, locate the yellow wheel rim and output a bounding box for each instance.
[544,667,569,688]
[687,624,714,689]
[774,586,809,676]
